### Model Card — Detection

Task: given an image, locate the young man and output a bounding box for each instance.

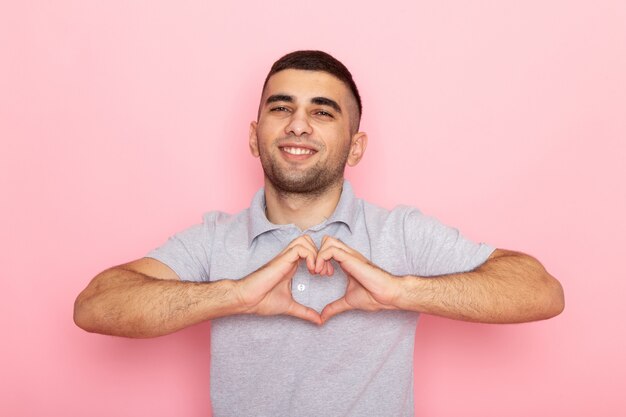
[74,50,564,417]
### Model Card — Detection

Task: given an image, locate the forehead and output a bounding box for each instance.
[262,69,351,104]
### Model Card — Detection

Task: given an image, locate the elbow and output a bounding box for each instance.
[535,266,565,320]
[73,270,117,335]
[544,274,565,319]
[514,253,565,322]
[520,253,565,321]
[73,276,108,334]
[73,291,96,333]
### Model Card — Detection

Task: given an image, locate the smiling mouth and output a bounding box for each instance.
[280,146,316,156]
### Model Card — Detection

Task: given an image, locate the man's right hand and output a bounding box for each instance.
[74,235,330,338]
[235,235,327,325]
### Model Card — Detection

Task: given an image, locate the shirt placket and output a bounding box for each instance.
[279,227,312,307]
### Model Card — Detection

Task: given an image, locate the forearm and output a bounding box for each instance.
[394,250,564,323]
[74,267,242,338]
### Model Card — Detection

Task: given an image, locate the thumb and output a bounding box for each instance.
[286,301,322,325]
[320,297,353,324]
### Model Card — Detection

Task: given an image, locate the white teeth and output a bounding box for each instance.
[283,147,314,155]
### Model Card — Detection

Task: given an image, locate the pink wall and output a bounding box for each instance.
[2,1,625,416]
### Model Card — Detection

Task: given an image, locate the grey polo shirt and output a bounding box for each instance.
[147,181,494,417]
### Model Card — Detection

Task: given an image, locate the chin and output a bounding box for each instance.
[268,173,343,196]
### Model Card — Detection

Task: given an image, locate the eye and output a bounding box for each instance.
[314,110,334,118]
[270,106,290,112]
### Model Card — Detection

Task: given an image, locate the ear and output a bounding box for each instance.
[347,131,368,167]
[249,121,260,158]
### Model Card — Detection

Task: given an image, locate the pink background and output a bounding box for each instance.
[2,1,625,416]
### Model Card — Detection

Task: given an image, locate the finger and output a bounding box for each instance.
[320,297,353,323]
[283,235,317,256]
[286,235,318,272]
[320,260,333,276]
[301,234,317,250]
[316,236,358,273]
[318,247,378,290]
[320,236,369,265]
[319,235,351,252]
[317,245,373,281]
[286,301,322,325]
[316,236,334,273]
[302,234,329,275]
[280,244,317,275]
[295,234,318,253]
[317,245,352,268]
[315,241,337,273]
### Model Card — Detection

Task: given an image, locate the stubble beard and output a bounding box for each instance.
[259,141,350,197]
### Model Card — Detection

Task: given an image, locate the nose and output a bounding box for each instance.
[285,110,313,137]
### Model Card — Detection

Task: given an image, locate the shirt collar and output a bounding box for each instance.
[247,180,359,246]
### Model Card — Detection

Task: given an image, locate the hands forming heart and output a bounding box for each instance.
[235,235,401,325]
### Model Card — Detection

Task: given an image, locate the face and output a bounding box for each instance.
[249,69,367,195]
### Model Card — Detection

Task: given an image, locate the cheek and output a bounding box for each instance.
[257,122,282,142]
[254,127,271,146]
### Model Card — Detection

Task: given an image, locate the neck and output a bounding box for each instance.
[264,179,344,230]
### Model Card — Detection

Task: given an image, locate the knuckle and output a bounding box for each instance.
[288,244,304,253]
[294,235,309,244]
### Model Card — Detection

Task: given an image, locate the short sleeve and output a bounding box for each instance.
[402,208,495,277]
[146,213,219,282]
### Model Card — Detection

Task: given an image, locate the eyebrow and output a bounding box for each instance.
[266,94,294,104]
[265,94,342,114]
[311,97,342,114]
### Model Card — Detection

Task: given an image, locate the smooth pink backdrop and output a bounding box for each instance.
[2,1,625,416]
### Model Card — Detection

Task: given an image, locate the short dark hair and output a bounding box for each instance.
[261,50,362,130]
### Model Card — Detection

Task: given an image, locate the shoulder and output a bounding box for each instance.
[359,199,460,242]
[201,210,236,226]
[165,209,248,244]
[198,207,255,247]
[200,208,249,229]
[360,199,424,229]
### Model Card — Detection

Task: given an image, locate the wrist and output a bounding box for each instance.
[228,278,254,315]
[387,274,406,310]
[391,274,425,312]
[376,272,406,310]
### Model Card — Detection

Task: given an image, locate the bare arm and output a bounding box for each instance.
[393,249,565,323]
[74,236,327,338]
[316,238,564,324]
[73,258,241,338]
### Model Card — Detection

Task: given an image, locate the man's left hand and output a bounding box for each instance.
[314,236,400,323]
